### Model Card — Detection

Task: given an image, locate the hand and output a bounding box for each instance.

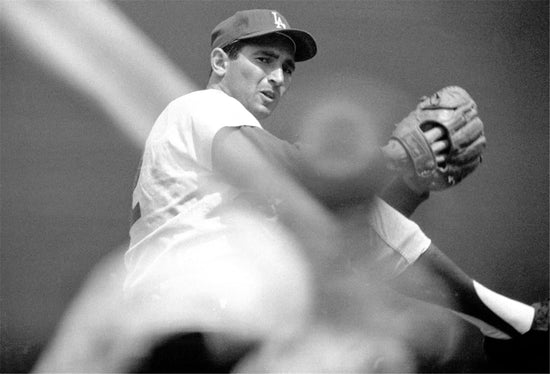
[424,126,449,165]
[381,127,448,176]
[383,86,486,192]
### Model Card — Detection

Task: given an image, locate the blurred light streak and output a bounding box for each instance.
[0,2,461,371]
[31,214,315,372]
[0,0,198,148]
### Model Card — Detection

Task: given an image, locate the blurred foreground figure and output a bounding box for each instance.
[34,8,547,373]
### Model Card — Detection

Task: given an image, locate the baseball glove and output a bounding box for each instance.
[383,86,486,191]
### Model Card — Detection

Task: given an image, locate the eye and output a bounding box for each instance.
[283,64,295,75]
[257,56,271,64]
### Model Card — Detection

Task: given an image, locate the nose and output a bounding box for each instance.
[268,67,284,86]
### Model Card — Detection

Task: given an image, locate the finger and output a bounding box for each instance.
[423,126,445,143]
[451,135,486,163]
[436,155,446,164]
[431,139,450,154]
[453,117,484,147]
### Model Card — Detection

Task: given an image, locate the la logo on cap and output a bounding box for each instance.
[271,11,287,29]
[210,9,317,62]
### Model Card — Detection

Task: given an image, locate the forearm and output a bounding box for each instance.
[378,139,430,217]
[212,126,390,209]
[379,177,429,218]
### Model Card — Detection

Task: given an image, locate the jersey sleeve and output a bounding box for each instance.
[187,90,262,169]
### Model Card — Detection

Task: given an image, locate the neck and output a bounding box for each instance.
[206,80,229,96]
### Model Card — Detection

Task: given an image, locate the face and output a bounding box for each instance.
[219,36,296,119]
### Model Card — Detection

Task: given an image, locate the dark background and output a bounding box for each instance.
[1,1,548,372]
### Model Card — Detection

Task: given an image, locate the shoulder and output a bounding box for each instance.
[152,90,262,149]
[164,90,214,112]
[177,89,261,129]
[156,90,228,125]
[167,89,241,111]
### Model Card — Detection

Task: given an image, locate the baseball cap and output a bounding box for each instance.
[211,9,317,62]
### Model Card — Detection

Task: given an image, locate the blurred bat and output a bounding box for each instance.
[1,0,197,147]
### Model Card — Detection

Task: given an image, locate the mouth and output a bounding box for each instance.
[260,90,276,101]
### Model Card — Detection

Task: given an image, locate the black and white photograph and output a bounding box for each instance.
[1,1,548,372]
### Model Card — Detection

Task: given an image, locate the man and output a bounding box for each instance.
[125,9,547,372]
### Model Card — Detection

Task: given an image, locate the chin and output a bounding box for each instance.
[252,107,272,120]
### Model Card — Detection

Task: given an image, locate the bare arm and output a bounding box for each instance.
[212,126,387,210]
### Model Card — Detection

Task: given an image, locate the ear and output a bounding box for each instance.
[210,48,228,77]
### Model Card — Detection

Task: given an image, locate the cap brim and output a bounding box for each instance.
[239,29,317,62]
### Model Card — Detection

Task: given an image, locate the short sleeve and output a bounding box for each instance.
[188,90,262,169]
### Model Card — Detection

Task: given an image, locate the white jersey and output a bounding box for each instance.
[123,88,431,338]
[124,89,313,337]
[125,89,263,288]
[129,89,261,246]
